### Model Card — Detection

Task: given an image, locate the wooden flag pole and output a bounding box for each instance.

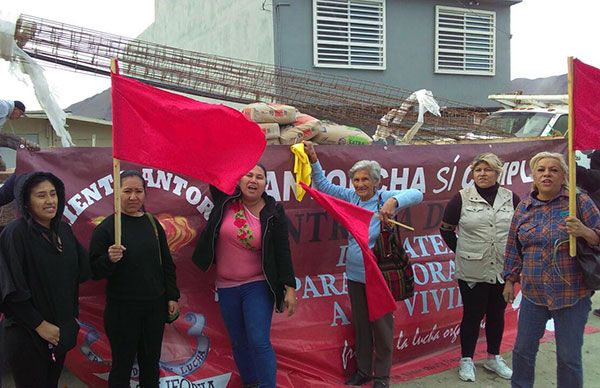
[567,56,577,257]
[111,58,122,245]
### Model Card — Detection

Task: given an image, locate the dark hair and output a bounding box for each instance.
[590,150,600,171]
[255,163,267,176]
[13,100,25,113]
[120,170,146,191]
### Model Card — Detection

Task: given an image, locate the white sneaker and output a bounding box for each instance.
[459,357,476,382]
[484,355,512,379]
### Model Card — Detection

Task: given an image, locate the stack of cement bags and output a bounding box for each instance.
[241,102,372,145]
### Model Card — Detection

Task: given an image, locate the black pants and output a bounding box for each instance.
[3,324,66,388]
[458,279,507,358]
[104,296,166,388]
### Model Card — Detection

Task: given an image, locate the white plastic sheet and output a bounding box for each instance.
[0,18,74,147]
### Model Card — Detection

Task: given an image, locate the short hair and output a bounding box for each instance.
[120,170,146,191]
[348,160,381,185]
[529,151,569,189]
[470,152,504,182]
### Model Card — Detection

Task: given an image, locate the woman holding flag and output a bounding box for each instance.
[303,141,422,388]
[89,170,180,388]
[192,163,297,388]
[503,152,600,388]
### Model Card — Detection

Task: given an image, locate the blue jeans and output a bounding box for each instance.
[218,280,276,388]
[512,296,591,388]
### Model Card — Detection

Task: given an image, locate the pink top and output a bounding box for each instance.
[215,203,265,288]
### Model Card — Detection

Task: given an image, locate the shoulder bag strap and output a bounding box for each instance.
[146,213,162,265]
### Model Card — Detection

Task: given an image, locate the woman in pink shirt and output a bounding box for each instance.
[192,164,297,388]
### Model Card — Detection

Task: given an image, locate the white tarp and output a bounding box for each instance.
[0,18,74,147]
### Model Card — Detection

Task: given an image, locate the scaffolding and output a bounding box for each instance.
[13,14,510,143]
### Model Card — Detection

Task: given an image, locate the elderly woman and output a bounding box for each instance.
[503,152,600,388]
[192,163,297,388]
[440,153,519,382]
[304,142,423,388]
[90,170,180,387]
[0,172,90,387]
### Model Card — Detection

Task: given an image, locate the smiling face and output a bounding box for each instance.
[120,176,146,216]
[28,180,58,228]
[352,169,376,201]
[239,165,267,203]
[472,162,499,189]
[533,157,565,200]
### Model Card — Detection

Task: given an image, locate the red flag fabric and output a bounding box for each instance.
[299,182,396,321]
[573,59,600,150]
[111,73,266,194]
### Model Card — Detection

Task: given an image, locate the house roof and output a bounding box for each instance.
[24,110,112,126]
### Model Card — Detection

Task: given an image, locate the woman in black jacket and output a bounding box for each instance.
[0,172,90,388]
[89,170,180,388]
[192,164,296,388]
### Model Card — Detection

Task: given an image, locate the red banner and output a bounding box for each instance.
[16,139,567,387]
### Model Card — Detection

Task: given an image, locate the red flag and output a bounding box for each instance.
[299,183,396,321]
[573,59,600,150]
[111,73,266,194]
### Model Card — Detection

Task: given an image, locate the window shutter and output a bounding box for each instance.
[435,6,495,76]
[313,0,385,70]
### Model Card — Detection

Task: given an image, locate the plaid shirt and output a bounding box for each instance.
[503,188,600,310]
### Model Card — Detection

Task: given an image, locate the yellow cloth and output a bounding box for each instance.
[290,143,312,201]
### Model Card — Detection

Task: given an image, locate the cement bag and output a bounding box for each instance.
[258,123,280,140]
[279,114,321,145]
[241,102,297,124]
[312,124,373,145]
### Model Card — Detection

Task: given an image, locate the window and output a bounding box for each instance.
[435,6,495,76]
[551,114,568,135]
[313,0,385,69]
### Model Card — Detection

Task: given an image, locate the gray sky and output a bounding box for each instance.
[1,0,599,110]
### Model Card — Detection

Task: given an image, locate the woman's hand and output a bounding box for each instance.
[379,197,398,225]
[35,320,60,346]
[503,280,515,304]
[284,285,297,317]
[108,244,126,263]
[566,216,600,245]
[302,141,318,163]
[168,300,180,316]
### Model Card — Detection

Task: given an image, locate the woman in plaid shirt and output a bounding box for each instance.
[503,152,600,388]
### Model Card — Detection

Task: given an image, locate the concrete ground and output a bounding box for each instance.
[3,292,600,387]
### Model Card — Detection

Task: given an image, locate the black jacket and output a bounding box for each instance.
[192,186,295,312]
[89,213,180,302]
[0,172,90,355]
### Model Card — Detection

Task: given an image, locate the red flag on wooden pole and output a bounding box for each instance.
[111,72,266,195]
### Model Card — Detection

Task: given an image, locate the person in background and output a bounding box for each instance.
[440,153,519,382]
[503,152,600,388]
[0,100,25,129]
[0,172,90,388]
[576,150,600,318]
[89,170,180,388]
[303,141,423,388]
[192,164,297,388]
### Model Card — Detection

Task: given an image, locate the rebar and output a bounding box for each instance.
[13,14,510,142]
